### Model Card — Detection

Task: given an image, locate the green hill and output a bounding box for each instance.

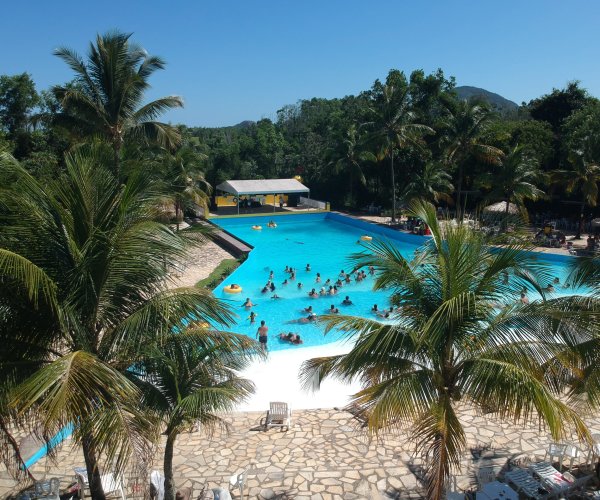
[454,86,518,113]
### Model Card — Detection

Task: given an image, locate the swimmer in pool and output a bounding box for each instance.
[306,264,311,271]
[297,282,303,289]
[342,296,352,305]
[372,304,378,312]
[308,288,319,298]
[329,304,339,314]
[304,305,313,313]
[242,298,254,308]
[248,311,257,323]
[316,273,321,283]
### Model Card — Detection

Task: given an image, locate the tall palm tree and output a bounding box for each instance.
[132,331,261,500]
[53,31,184,178]
[329,125,375,207]
[554,153,600,239]
[301,200,593,499]
[161,146,211,230]
[480,145,545,226]
[0,150,233,499]
[441,99,503,212]
[367,81,433,222]
[400,161,454,205]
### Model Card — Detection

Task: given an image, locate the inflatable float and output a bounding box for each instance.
[360,235,373,241]
[223,284,243,294]
[252,225,262,230]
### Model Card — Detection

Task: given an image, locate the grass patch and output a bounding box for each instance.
[196,258,242,289]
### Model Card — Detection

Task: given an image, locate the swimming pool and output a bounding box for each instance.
[212,212,581,351]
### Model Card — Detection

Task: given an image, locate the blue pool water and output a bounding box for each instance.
[212,213,581,351]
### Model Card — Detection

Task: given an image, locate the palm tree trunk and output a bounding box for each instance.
[390,149,396,222]
[576,201,585,239]
[163,433,177,500]
[82,432,106,500]
[455,164,464,218]
[175,202,180,231]
[428,432,450,500]
[504,197,510,232]
[112,143,121,181]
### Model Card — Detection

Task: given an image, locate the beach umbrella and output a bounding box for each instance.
[483,201,519,215]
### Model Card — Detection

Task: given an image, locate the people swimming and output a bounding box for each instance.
[329,304,339,314]
[306,264,311,271]
[553,277,560,285]
[271,294,282,299]
[297,282,303,289]
[261,286,269,294]
[282,279,288,286]
[304,305,313,313]
[242,297,254,308]
[248,311,257,323]
[267,220,277,228]
[342,296,352,305]
[372,304,379,312]
[545,283,555,292]
[279,332,302,344]
[270,282,276,292]
[519,292,529,305]
[308,288,319,298]
[316,273,321,283]
[368,266,375,276]
[287,313,317,324]
[377,309,391,319]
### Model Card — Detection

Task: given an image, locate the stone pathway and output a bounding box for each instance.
[3,406,599,499]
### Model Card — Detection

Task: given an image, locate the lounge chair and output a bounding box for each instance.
[75,467,126,499]
[528,461,571,496]
[263,402,291,431]
[505,468,547,499]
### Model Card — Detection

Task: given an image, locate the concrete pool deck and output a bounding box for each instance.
[4,406,599,499]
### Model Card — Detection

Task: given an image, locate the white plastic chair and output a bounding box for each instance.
[477,466,496,487]
[150,470,165,500]
[34,478,60,500]
[229,468,248,500]
[562,443,583,470]
[75,467,126,499]
[544,442,566,468]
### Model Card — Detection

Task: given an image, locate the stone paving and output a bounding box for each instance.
[3,406,599,499]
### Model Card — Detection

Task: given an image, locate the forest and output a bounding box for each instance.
[1,50,600,223]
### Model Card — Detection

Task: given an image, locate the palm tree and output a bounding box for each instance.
[441,99,503,212]
[481,145,545,227]
[329,125,375,207]
[0,150,233,499]
[301,200,593,499]
[554,153,600,239]
[161,146,211,230]
[367,80,433,222]
[132,331,261,500]
[400,161,453,205]
[53,31,184,178]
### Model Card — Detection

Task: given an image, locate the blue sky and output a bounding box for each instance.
[2,0,598,127]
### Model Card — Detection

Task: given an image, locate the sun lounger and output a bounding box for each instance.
[263,401,291,431]
[528,462,571,496]
[505,468,547,499]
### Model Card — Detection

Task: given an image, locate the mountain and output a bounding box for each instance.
[454,86,519,113]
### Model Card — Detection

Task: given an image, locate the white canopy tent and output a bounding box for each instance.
[216,178,310,213]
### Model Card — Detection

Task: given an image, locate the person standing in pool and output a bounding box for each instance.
[306,264,311,271]
[257,320,269,351]
[249,311,257,323]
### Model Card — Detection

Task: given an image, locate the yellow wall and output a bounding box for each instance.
[216,194,289,207]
